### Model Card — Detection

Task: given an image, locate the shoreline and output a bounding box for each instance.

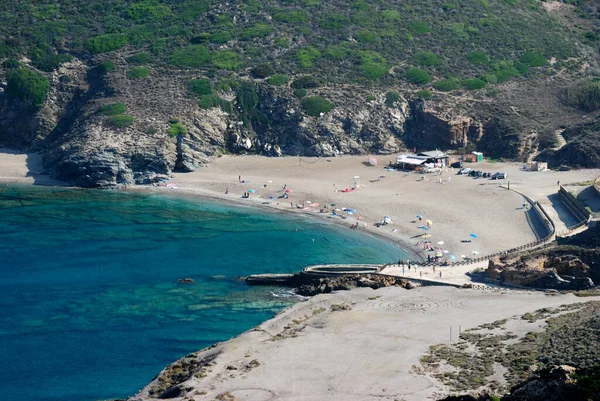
[126,183,425,261]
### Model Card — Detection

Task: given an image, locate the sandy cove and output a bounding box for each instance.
[142,155,555,263]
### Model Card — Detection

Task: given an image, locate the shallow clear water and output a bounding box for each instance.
[0,185,409,401]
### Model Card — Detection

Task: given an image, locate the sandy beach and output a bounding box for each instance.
[139,155,600,263]
[130,286,600,401]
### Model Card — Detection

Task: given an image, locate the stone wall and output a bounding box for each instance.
[558,185,591,226]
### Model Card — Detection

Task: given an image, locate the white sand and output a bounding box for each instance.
[131,286,600,401]
[0,147,62,186]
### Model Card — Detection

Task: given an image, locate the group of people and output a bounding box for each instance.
[349,222,360,230]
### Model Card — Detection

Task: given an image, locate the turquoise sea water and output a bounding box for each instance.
[0,186,409,401]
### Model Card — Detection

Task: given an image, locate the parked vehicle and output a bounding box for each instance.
[451,161,463,168]
[458,168,471,175]
[492,172,507,180]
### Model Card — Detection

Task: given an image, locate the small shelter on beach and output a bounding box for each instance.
[395,154,427,170]
[417,150,449,166]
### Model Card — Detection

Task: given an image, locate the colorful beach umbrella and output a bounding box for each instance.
[470,233,478,238]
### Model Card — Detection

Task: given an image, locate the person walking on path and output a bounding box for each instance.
[420,271,423,278]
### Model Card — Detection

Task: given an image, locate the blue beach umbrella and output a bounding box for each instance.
[248,189,255,193]
[449,254,456,260]
[269,195,275,199]
[470,233,477,238]
[418,226,430,231]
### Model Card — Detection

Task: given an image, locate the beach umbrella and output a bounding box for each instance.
[285,189,292,193]
[442,250,449,254]
[449,254,457,260]
[419,226,430,231]
[269,195,275,199]
[383,216,392,224]
[461,255,467,259]
[437,241,444,245]
[470,233,478,238]
[435,250,443,257]
[335,208,341,212]
[346,208,356,213]
[426,219,433,226]
[416,214,423,219]
[305,200,312,204]
[309,203,320,207]
[368,156,378,166]
[248,189,255,193]
[472,251,479,255]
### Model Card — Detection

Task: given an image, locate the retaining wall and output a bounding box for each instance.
[558,185,590,224]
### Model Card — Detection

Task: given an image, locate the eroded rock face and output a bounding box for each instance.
[0,56,534,187]
[487,254,595,290]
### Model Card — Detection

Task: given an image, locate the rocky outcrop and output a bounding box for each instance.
[503,365,590,401]
[0,56,550,187]
[294,273,407,296]
[487,254,595,290]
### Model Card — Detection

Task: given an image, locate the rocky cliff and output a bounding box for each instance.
[0,55,572,187]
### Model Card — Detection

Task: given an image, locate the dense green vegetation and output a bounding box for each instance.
[108,114,135,128]
[301,96,333,116]
[99,102,127,115]
[267,75,290,86]
[6,68,50,107]
[167,121,187,137]
[127,67,150,79]
[0,0,581,89]
[560,81,600,111]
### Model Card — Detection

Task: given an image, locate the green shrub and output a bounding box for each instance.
[560,81,600,111]
[127,67,150,79]
[433,78,461,91]
[358,51,387,79]
[85,34,128,54]
[171,45,211,68]
[235,81,258,113]
[188,78,212,96]
[293,88,307,98]
[355,30,379,43]
[519,51,547,67]
[212,51,241,70]
[366,95,376,102]
[96,61,115,74]
[209,31,231,44]
[319,13,349,29]
[251,63,275,78]
[168,122,187,137]
[326,44,353,60]
[405,67,431,84]
[275,37,291,48]
[302,96,333,116]
[190,33,210,44]
[267,75,289,86]
[415,51,440,67]
[385,91,401,107]
[127,1,171,21]
[583,31,600,42]
[126,53,152,65]
[415,89,432,99]
[380,9,401,21]
[493,61,521,82]
[273,9,308,24]
[291,76,321,89]
[199,94,225,109]
[108,114,135,127]
[1,58,21,69]
[409,22,432,34]
[6,68,50,107]
[240,24,272,40]
[30,47,73,72]
[296,46,321,68]
[99,102,127,115]
[463,78,486,90]
[467,51,489,65]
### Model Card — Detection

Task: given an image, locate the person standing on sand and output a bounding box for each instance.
[439,271,442,278]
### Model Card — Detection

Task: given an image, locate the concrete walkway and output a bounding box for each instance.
[380,260,490,287]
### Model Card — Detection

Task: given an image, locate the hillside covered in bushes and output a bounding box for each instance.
[0,0,599,186]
